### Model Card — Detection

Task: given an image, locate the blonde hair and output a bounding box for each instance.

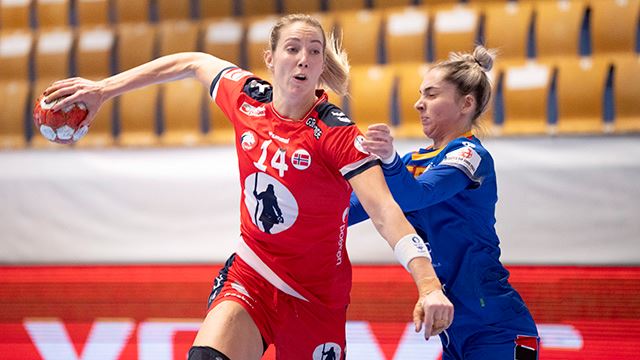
[432,45,496,124]
[268,14,350,96]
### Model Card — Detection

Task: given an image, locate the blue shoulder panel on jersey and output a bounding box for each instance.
[242,78,273,103]
[316,102,354,127]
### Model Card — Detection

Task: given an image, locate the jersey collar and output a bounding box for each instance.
[411,130,474,161]
[268,89,328,122]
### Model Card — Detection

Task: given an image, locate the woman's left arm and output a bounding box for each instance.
[348,165,454,339]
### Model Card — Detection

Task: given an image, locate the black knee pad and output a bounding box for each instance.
[188,346,231,360]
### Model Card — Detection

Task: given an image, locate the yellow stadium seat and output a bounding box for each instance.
[336,9,383,65]
[500,61,552,135]
[113,0,149,23]
[281,0,321,14]
[390,62,429,138]
[0,31,33,148]
[0,80,30,148]
[200,0,234,19]
[35,0,70,29]
[76,0,110,27]
[116,22,159,146]
[243,0,277,16]
[483,1,533,65]
[202,18,244,67]
[348,64,395,131]
[327,0,365,11]
[1,0,32,31]
[157,20,204,146]
[535,0,586,62]
[372,0,414,8]
[157,0,191,21]
[590,0,640,61]
[245,15,279,71]
[0,31,32,80]
[384,6,429,64]
[75,27,116,147]
[432,4,480,62]
[613,56,640,133]
[554,57,608,134]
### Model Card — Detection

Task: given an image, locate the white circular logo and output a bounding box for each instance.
[354,135,368,154]
[244,172,298,234]
[291,149,311,170]
[312,342,342,360]
[240,131,257,151]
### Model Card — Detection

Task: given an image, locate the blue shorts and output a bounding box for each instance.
[441,314,539,360]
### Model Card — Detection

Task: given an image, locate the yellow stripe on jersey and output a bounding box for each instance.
[410,131,474,161]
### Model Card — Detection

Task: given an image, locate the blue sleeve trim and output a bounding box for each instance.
[209,66,238,97]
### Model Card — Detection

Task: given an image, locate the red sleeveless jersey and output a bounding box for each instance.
[210,67,378,307]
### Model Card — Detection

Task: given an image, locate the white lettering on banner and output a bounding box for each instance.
[22,320,583,359]
[24,319,134,360]
[138,321,201,360]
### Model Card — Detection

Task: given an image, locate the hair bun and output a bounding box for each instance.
[472,45,495,72]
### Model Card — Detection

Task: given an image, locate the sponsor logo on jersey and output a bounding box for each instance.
[313,342,342,360]
[240,130,257,151]
[244,172,299,234]
[291,149,311,170]
[336,207,349,266]
[305,117,323,139]
[239,102,266,117]
[223,68,253,82]
[440,146,481,175]
[354,135,369,154]
[331,110,352,123]
[269,131,290,144]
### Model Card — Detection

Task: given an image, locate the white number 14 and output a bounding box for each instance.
[253,139,289,177]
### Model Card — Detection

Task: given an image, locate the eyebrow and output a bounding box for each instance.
[420,86,438,94]
[284,37,323,45]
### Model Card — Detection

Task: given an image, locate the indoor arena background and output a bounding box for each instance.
[1,0,639,359]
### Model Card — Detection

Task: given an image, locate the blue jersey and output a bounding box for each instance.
[349,133,534,327]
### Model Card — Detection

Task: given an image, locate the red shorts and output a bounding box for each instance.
[207,254,347,359]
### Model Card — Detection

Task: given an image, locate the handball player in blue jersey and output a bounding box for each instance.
[349,45,539,360]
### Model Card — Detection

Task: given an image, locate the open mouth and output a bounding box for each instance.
[293,74,307,81]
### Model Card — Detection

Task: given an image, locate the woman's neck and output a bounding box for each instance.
[432,128,472,149]
[271,90,318,120]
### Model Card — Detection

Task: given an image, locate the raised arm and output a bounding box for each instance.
[348,165,453,339]
[43,52,235,124]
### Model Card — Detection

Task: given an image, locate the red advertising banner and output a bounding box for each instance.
[1,265,639,359]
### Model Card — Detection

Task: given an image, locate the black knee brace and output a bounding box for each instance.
[188,346,231,360]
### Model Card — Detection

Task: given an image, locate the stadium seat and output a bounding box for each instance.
[242,0,277,16]
[35,0,70,29]
[75,27,115,147]
[590,0,640,60]
[76,0,110,27]
[157,20,204,146]
[327,0,366,11]
[336,9,383,64]
[157,0,191,21]
[391,62,430,138]
[116,23,159,146]
[432,4,480,62]
[200,0,234,19]
[483,1,533,65]
[281,0,321,14]
[202,18,244,67]
[246,15,279,71]
[500,61,552,135]
[348,64,395,131]
[1,0,32,31]
[384,6,429,64]
[613,56,640,133]
[113,0,150,23]
[534,0,585,62]
[554,57,609,134]
[372,0,414,8]
[0,31,33,148]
